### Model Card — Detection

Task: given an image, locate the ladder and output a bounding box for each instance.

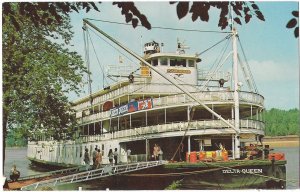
[21,161,167,191]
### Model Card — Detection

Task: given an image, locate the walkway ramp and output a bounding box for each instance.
[6,166,85,190]
[21,161,167,191]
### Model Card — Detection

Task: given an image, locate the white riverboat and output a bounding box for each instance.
[27,19,265,168]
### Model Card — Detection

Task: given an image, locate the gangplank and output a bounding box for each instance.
[21,161,167,190]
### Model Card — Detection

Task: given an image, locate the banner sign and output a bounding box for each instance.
[118,104,128,115]
[128,101,138,113]
[110,108,119,117]
[110,98,153,117]
[138,99,153,110]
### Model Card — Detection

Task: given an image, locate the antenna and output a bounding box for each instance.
[177,38,189,54]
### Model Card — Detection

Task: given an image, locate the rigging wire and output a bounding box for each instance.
[84,19,234,96]
[237,36,258,93]
[198,36,232,90]
[86,29,110,87]
[199,34,233,56]
[208,35,232,75]
[237,54,253,92]
[85,18,231,34]
[87,25,148,85]
[88,26,139,67]
[170,107,196,161]
[172,35,232,92]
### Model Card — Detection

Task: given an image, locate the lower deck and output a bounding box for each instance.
[27,132,265,167]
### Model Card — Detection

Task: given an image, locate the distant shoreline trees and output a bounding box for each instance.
[264,108,299,136]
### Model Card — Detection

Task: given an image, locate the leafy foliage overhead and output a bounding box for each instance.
[2,2,152,32]
[3,2,101,31]
[170,1,265,30]
[112,2,151,29]
[286,11,299,38]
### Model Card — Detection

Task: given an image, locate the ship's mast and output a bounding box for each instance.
[83,22,93,107]
[231,7,241,159]
[232,27,240,159]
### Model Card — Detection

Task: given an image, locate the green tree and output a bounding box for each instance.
[2,1,153,168]
[2,3,87,162]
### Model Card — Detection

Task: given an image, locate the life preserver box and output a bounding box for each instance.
[189,151,197,163]
[222,151,229,161]
[199,151,206,160]
[268,152,285,161]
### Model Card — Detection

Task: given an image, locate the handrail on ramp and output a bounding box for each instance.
[21,160,167,191]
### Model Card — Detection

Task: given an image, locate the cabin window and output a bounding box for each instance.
[152,59,158,66]
[188,60,195,67]
[170,59,186,67]
[170,59,176,66]
[178,59,186,67]
[160,58,168,66]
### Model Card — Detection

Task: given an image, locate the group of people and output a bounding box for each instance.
[84,143,166,168]
[83,147,103,170]
[153,144,163,160]
[84,147,119,168]
[108,148,118,165]
[92,147,102,168]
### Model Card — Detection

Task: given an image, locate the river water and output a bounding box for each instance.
[4,147,299,190]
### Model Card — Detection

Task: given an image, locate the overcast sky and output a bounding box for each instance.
[68,1,299,110]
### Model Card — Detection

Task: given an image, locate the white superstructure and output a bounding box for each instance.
[27,22,265,167]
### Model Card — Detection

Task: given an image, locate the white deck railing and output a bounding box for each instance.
[197,71,231,81]
[72,83,231,111]
[79,119,264,143]
[80,91,264,124]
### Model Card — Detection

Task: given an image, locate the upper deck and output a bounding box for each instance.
[68,39,265,143]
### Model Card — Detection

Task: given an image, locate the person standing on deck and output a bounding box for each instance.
[153,144,159,160]
[84,148,90,170]
[113,148,118,165]
[127,148,132,163]
[108,149,114,165]
[95,149,102,169]
[92,147,98,166]
[158,145,163,161]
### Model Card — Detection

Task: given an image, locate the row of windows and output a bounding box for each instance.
[150,58,195,68]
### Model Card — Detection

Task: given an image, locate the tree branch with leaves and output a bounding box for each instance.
[170,1,265,30]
